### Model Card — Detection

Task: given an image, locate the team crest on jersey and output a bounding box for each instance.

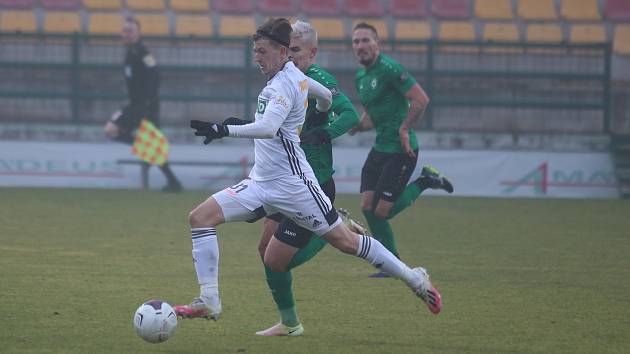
[257,98,268,114]
[371,78,378,89]
[143,54,157,67]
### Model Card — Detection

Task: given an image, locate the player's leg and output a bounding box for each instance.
[271,175,441,315]
[372,150,418,220]
[257,231,326,337]
[359,150,398,261]
[321,223,442,315]
[388,165,454,219]
[258,215,300,333]
[363,195,398,259]
[147,104,182,192]
[176,179,263,320]
[362,150,418,268]
[159,163,182,192]
[256,179,335,336]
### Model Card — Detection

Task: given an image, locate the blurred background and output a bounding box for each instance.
[0,0,628,198]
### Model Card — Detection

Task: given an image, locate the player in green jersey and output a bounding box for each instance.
[351,22,454,277]
[255,20,362,336]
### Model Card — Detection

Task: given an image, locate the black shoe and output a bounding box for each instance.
[162,181,183,193]
[414,166,454,193]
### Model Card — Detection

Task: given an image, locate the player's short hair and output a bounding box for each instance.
[291,20,318,47]
[353,22,378,40]
[253,18,292,48]
[124,15,141,30]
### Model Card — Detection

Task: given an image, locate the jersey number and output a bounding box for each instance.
[230,182,248,193]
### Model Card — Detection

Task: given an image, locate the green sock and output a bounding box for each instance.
[263,263,299,327]
[262,235,327,327]
[362,210,398,256]
[388,183,423,219]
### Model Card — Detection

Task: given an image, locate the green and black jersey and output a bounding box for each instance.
[355,54,418,153]
[302,64,359,184]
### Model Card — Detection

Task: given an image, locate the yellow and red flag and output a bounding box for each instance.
[131,119,170,166]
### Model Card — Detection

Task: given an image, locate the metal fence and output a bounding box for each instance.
[0,32,612,134]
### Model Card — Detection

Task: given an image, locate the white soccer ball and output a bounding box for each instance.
[133,300,178,343]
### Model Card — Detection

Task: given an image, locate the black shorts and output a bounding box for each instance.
[272,178,336,249]
[360,148,418,204]
[110,102,159,132]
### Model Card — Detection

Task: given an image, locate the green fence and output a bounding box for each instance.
[0,32,612,134]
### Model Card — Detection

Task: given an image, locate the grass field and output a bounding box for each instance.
[1,188,629,354]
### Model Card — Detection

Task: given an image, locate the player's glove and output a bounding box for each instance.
[222,117,252,126]
[300,128,331,145]
[190,120,229,144]
[306,109,329,126]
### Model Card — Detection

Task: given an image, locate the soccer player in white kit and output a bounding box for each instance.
[174,18,442,323]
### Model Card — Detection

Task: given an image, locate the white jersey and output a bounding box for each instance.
[249,61,314,181]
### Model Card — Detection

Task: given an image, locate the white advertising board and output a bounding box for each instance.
[0,141,618,198]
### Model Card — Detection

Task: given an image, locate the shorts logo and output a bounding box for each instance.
[312,219,322,228]
[283,230,297,237]
[383,191,393,197]
[257,98,268,114]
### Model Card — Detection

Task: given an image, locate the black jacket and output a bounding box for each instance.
[124,40,160,109]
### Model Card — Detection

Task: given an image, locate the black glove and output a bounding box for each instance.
[300,128,331,145]
[222,117,252,126]
[306,109,329,126]
[190,120,229,144]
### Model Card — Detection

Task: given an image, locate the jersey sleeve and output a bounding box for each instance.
[264,84,293,119]
[325,89,359,140]
[307,77,332,112]
[387,62,416,96]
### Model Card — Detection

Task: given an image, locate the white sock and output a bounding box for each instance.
[355,234,421,289]
[191,228,219,296]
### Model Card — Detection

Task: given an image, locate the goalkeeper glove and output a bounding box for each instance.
[300,128,331,145]
[190,120,229,144]
[306,109,329,126]
[222,117,252,126]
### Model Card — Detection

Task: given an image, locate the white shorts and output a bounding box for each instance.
[213,175,342,236]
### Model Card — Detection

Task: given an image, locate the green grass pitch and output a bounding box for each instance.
[1,188,629,354]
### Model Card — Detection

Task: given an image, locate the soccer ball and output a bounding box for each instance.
[133,300,178,343]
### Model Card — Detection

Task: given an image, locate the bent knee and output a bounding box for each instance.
[188,208,213,228]
[263,256,287,272]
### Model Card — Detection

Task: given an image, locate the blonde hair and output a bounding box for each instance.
[291,20,318,46]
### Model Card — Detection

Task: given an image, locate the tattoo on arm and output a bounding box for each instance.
[401,100,425,130]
